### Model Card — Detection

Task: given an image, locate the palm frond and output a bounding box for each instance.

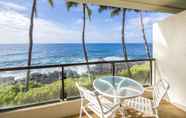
[34,0,38,17]
[66,1,78,11]
[85,4,92,21]
[133,9,140,12]
[98,5,109,13]
[48,0,54,7]
[134,9,149,13]
[111,7,121,17]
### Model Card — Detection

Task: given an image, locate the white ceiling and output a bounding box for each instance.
[67,0,186,13]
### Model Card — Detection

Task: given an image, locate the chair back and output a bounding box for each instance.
[153,79,169,108]
[76,82,104,114]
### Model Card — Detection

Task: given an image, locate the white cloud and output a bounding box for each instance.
[0,1,26,11]
[126,13,171,29]
[0,1,171,44]
[0,8,122,44]
[111,12,172,43]
[0,9,83,44]
[0,11,117,44]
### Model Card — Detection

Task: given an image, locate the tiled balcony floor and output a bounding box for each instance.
[65,89,186,118]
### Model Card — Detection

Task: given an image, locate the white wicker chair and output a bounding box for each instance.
[76,82,120,118]
[123,79,169,118]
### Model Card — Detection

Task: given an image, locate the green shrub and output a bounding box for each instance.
[118,63,150,84]
[14,81,60,105]
[0,63,150,108]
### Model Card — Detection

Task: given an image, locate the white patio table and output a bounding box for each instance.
[93,76,144,117]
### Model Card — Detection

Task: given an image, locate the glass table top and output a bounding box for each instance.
[93,76,144,99]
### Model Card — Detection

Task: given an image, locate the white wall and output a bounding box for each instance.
[153,10,186,110]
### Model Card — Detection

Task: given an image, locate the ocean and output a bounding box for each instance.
[0,43,152,79]
[0,43,151,68]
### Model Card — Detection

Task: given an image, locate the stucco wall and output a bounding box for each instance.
[153,10,186,110]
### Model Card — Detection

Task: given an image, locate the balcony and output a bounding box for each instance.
[0,59,152,110]
[0,58,185,118]
[0,82,186,118]
[0,0,186,118]
[68,92,186,118]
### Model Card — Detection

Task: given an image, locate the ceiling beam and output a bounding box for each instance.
[67,0,185,13]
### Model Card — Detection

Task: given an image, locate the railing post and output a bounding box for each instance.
[112,63,115,76]
[60,66,65,100]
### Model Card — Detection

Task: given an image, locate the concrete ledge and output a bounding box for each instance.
[1,90,185,118]
[0,99,81,118]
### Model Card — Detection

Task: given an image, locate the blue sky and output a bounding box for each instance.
[0,0,172,44]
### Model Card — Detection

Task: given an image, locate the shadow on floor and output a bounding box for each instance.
[66,88,186,118]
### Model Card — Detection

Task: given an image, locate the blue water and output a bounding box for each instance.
[0,43,151,67]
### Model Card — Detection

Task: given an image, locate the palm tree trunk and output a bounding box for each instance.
[82,4,92,83]
[139,11,151,58]
[25,0,36,91]
[121,9,132,78]
[139,11,152,84]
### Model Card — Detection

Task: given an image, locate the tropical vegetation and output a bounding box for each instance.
[0,63,150,108]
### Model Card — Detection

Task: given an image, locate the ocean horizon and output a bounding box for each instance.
[0,43,152,68]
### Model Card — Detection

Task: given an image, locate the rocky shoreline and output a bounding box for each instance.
[0,61,146,85]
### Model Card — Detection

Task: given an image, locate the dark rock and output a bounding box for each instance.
[64,69,79,78]
[30,72,58,84]
[90,61,145,74]
[0,76,15,85]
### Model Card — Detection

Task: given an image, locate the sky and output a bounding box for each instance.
[0,0,172,44]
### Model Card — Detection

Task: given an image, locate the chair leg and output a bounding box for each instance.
[111,113,116,118]
[155,108,159,118]
[79,98,84,118]
[119,107,125,118]
[79,107,83,118]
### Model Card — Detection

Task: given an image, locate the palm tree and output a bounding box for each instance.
[121,8,132,78]
[82,3,91,75]
[139,11,151,59]
[25,0,54,91]
[98,6,132,78]
[138,11,152,83]
[66,2,93,83]
[25,0,37,92]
